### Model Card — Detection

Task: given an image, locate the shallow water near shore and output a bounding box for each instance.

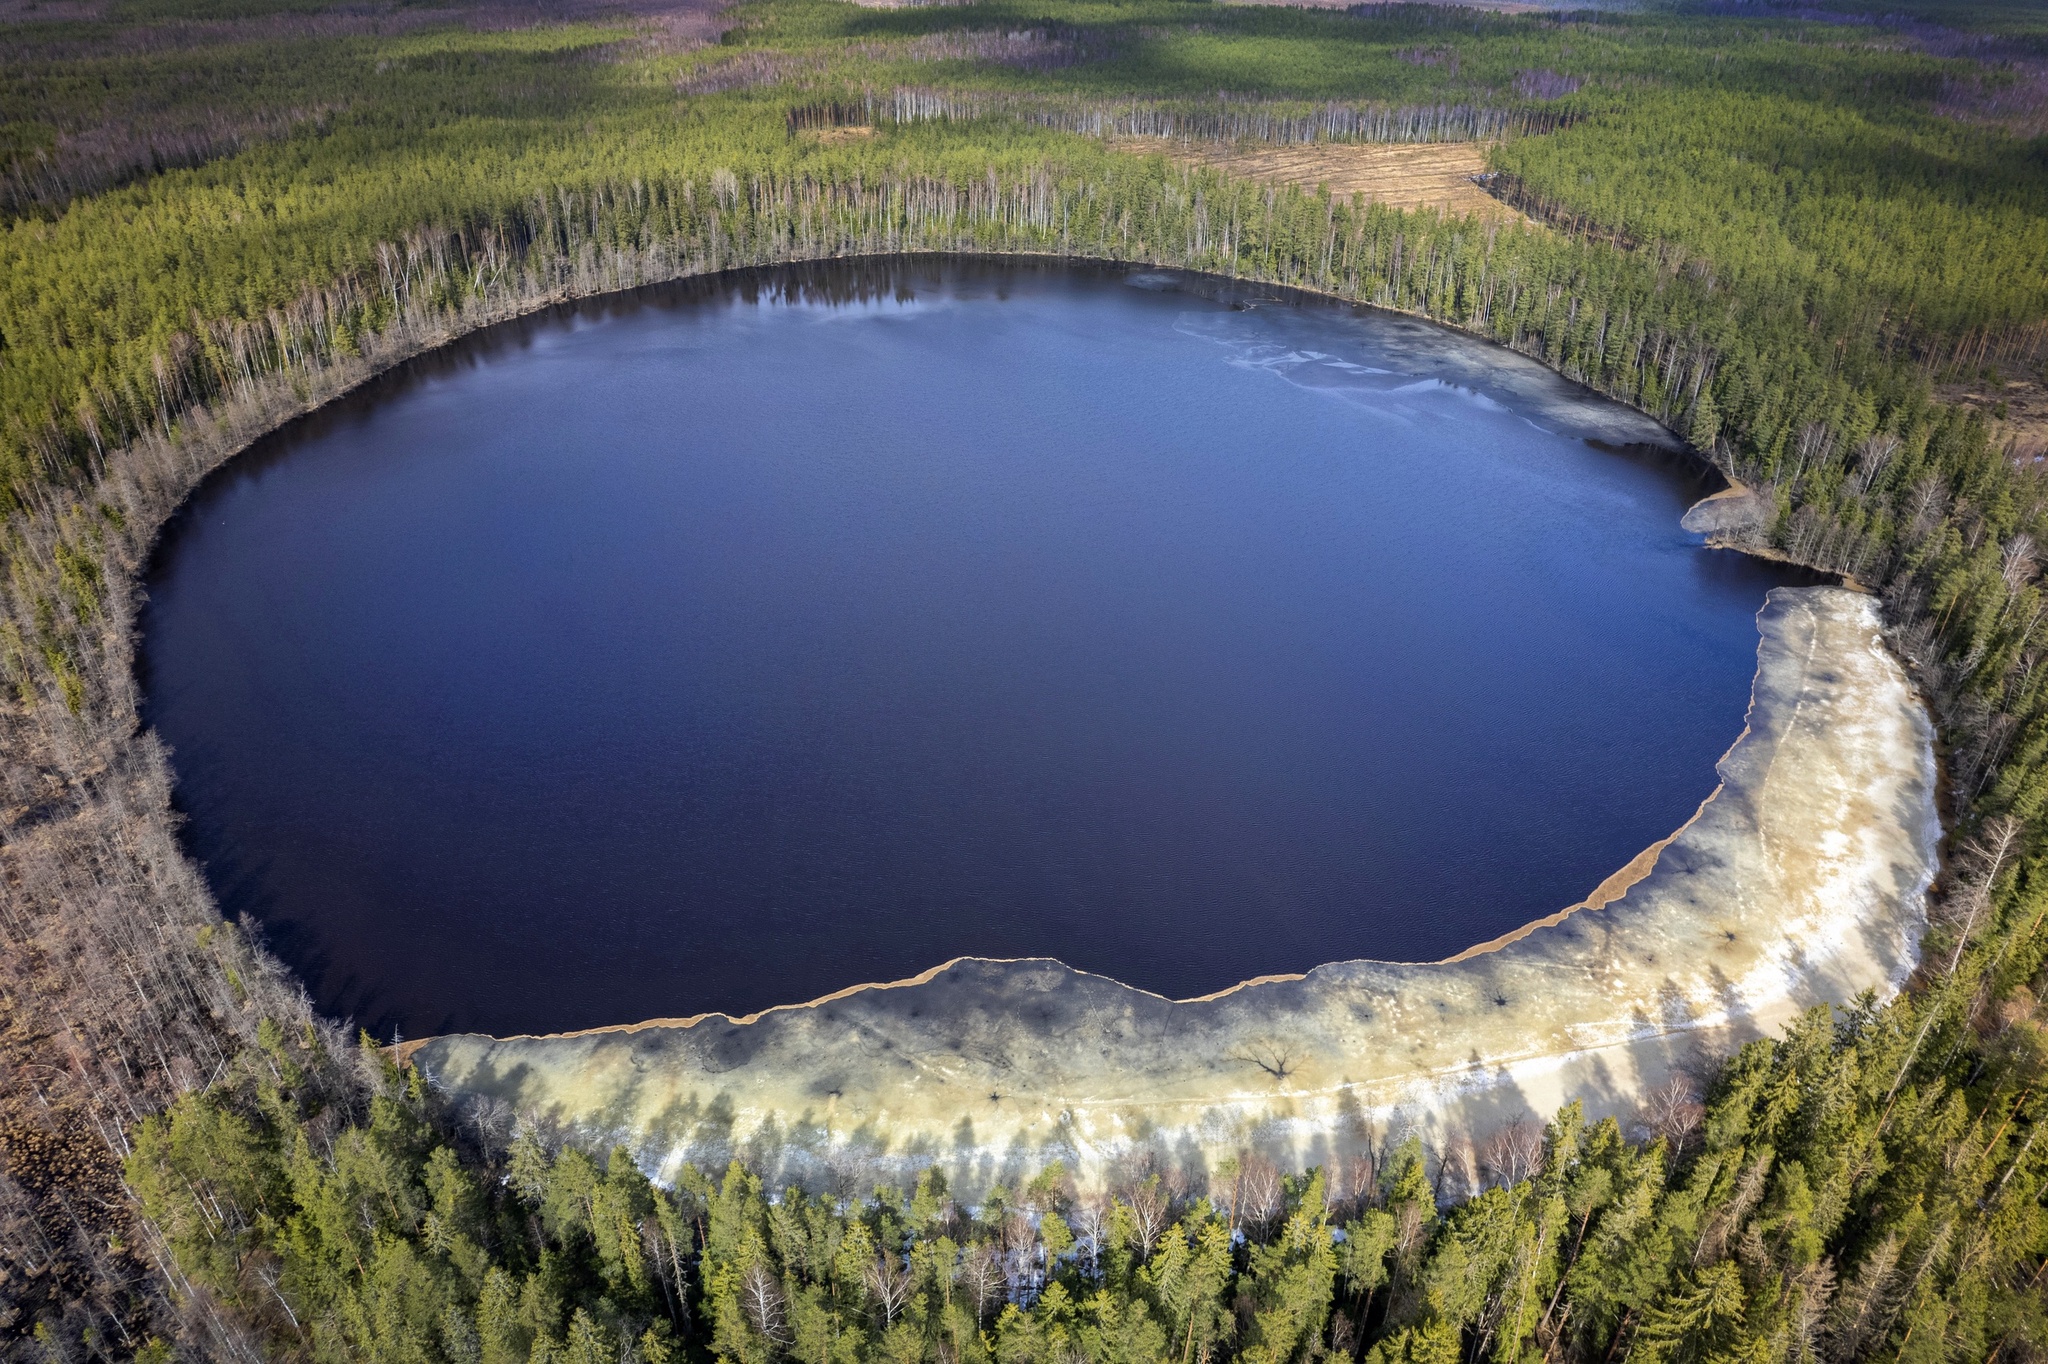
[139,257,1819,1040]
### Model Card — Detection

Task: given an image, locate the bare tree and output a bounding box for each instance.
[1785,1258,1837,1363]
[1851,432,1901,495]
[865,1252,913,1328]
[462,1095,517,1154]
[1905,474,1951,541]
[1395,1200,1427,1258]
[741,1261,790,1347]
[1120,1176,1172,1261]
[956,1243,1004,1322]
[1430,1133,1479,1204]
[1823,1232,1901,1363]
[1931,815,2024,970]
[643,1214,692,1329]
[1069,1196,1109,1279]
[1331,1143,1380,1218]
[249,1257,301,1333]
[2003,532,2040,594]
[1872,815,2029,1124]
[1229,1155,1284,1240]
[1480,1120,1546,1188]
[1695,1151,1772,1267]
[1331,1310,1358,1359]
[1784,420,1835,492]
[1640,1073,1706,1156]
[994,1211,1044,1302]
[1001,1211,1039,1260]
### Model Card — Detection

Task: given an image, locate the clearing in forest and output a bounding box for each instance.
[1220,0,1550,9]
[1943,371,2048,463]
[1109,138,1527,222]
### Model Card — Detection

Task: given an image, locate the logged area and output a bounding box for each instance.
[3,0,2048,1361]
[1108,137,1519,218]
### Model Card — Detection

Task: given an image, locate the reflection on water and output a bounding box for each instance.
[140,258,1820,1039]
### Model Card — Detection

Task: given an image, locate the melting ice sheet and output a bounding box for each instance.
[411,588,1938,1193]
[1153,276,1680,449]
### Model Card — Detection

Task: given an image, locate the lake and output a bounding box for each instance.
[140,257,1815,1040]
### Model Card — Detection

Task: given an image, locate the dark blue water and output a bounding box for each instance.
[141,258,1812,1040]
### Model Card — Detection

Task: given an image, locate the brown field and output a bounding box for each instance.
[1219,0,1553,11]
[799,125,879,143]
[1942,371,2048,462]
[1109,138,1529,222]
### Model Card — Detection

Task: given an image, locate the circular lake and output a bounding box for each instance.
[141,257,1815,1040]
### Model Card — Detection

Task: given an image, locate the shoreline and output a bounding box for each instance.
[381,440,1789,1068]
[408,586,1939,1193]
[16,243,1925,1189]
[384,487,1760,1065]
[393,636,1740,1066]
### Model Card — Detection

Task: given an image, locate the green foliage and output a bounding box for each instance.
[17,0,2048,1359]
[122,961,2048,1364]
[1492,84,2048,347]
[3,0,2042,519]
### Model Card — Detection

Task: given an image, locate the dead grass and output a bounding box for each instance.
[1219,0,1551,11]
[1111,137,1528,222]
[799,125,878,144]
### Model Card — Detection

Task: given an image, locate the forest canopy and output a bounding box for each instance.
[3,0,2048,1361]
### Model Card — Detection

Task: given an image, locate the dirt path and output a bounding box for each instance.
[1110,138,1528,221]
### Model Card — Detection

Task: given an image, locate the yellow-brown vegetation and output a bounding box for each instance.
[1109,137,1528,222]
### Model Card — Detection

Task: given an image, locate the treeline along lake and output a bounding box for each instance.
[138,258,1821,1040]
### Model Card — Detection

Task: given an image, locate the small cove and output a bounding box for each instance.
[139,257,1821,1040]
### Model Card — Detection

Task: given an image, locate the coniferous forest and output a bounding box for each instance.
[5,0,2048,1360]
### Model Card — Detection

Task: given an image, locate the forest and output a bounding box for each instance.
[4,0,2048,1359]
